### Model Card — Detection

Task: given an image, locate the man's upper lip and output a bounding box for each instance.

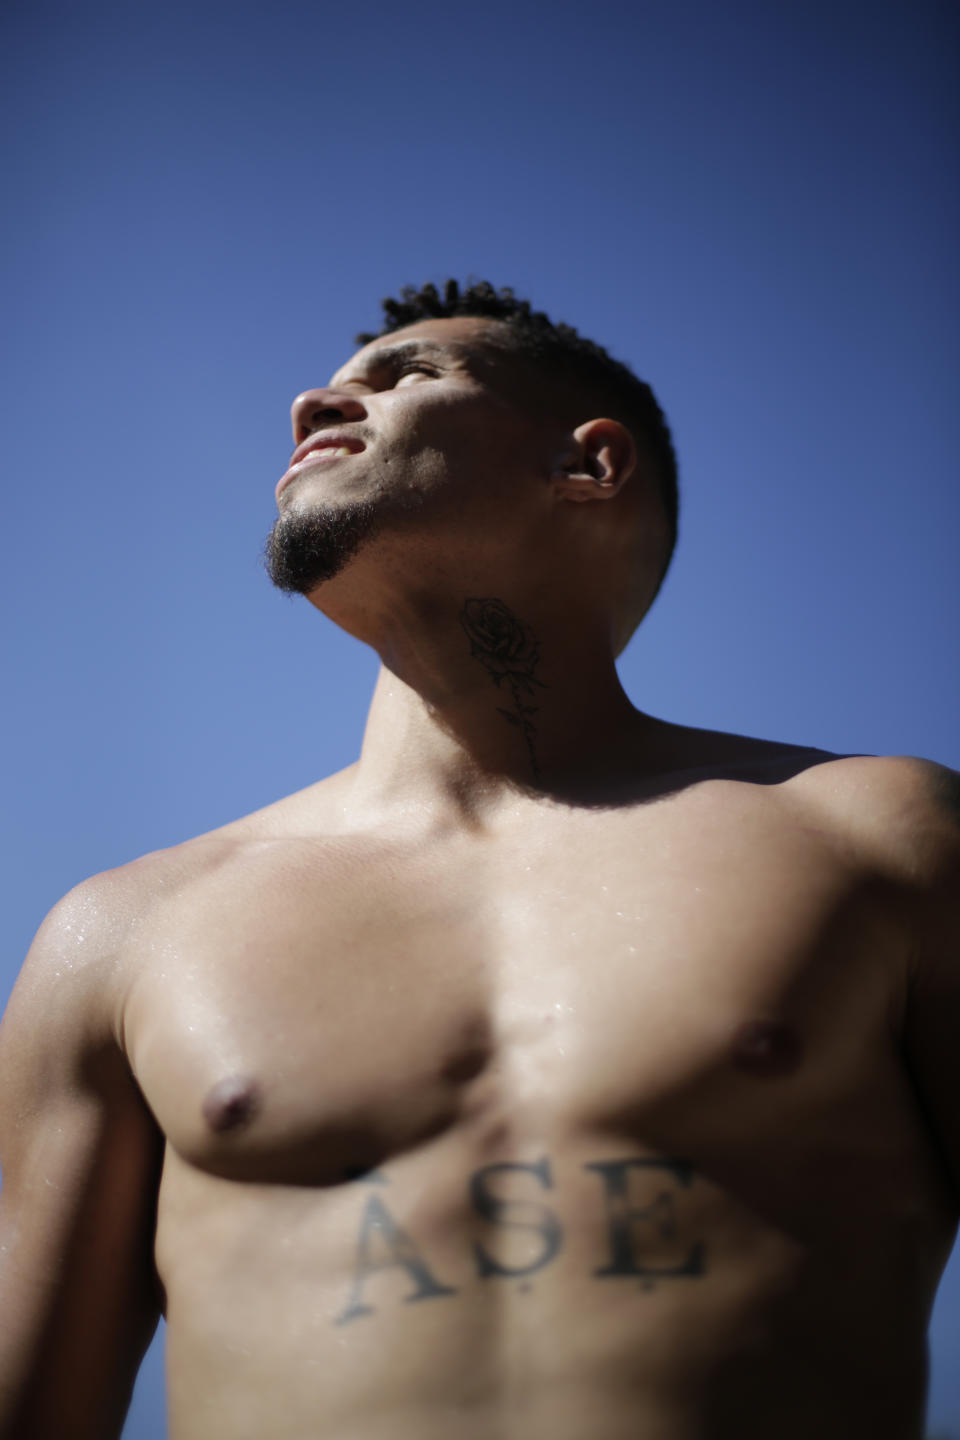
[289,432,366,467]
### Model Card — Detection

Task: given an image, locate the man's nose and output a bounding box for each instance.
[290,388,368,445]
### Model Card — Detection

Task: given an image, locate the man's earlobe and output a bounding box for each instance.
[550,461,597,502]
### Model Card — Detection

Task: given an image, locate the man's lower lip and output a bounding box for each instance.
[275,450,358,499]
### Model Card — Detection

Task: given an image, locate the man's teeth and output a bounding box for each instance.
[308,446,352,459]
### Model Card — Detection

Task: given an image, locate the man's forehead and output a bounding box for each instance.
[330,316,506,387]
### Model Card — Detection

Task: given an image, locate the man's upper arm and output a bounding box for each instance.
[0,879,164,1440]
[898,760,960,1211]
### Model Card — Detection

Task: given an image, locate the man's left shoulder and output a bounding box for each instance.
[786,752,960,890]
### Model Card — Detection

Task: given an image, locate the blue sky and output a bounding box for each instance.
[2,0,957,1433]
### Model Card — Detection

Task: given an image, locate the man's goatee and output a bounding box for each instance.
[263,501,379,594]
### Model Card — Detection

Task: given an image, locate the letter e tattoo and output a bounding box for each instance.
[585,1158,705,1281]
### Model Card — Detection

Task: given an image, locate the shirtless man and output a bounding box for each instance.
[1,278,957,1440]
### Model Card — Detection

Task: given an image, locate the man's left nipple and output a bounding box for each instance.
[202,1074,261,1133]
[731,1020,803,1076]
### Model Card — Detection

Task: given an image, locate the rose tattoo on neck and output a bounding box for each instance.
[459,598,548,784]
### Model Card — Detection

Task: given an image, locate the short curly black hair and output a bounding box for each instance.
[356,279,679,609]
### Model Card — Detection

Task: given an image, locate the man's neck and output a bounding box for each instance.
[343,596,655,824]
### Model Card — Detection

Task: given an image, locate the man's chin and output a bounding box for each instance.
[263,501,379,594]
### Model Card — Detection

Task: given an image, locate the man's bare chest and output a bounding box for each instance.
[123,790,913,1196]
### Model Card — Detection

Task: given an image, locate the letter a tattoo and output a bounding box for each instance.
[335,1191,457,1326]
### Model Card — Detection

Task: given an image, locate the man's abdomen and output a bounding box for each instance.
[157,1118,941,1440]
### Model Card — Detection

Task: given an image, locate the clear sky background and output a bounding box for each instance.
[2,0,957,1434]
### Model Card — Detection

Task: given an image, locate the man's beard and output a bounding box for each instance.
[263,500,379,594]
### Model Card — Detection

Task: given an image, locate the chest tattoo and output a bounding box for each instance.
[335,1154,704,1327]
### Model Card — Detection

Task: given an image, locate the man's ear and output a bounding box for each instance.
[550,418,636,503]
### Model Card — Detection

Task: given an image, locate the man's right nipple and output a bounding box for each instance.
[202,1074,261,1133]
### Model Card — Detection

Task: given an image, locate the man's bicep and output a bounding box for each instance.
[0,891,164,1440]
[902,761,960,1211]
[905,956,960,1212]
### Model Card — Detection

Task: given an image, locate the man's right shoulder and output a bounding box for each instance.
[7,835,243,1047]
[17,766,360,1007]
[43,832,246,941]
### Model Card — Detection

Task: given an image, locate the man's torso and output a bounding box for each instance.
[111,745,956,1439]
